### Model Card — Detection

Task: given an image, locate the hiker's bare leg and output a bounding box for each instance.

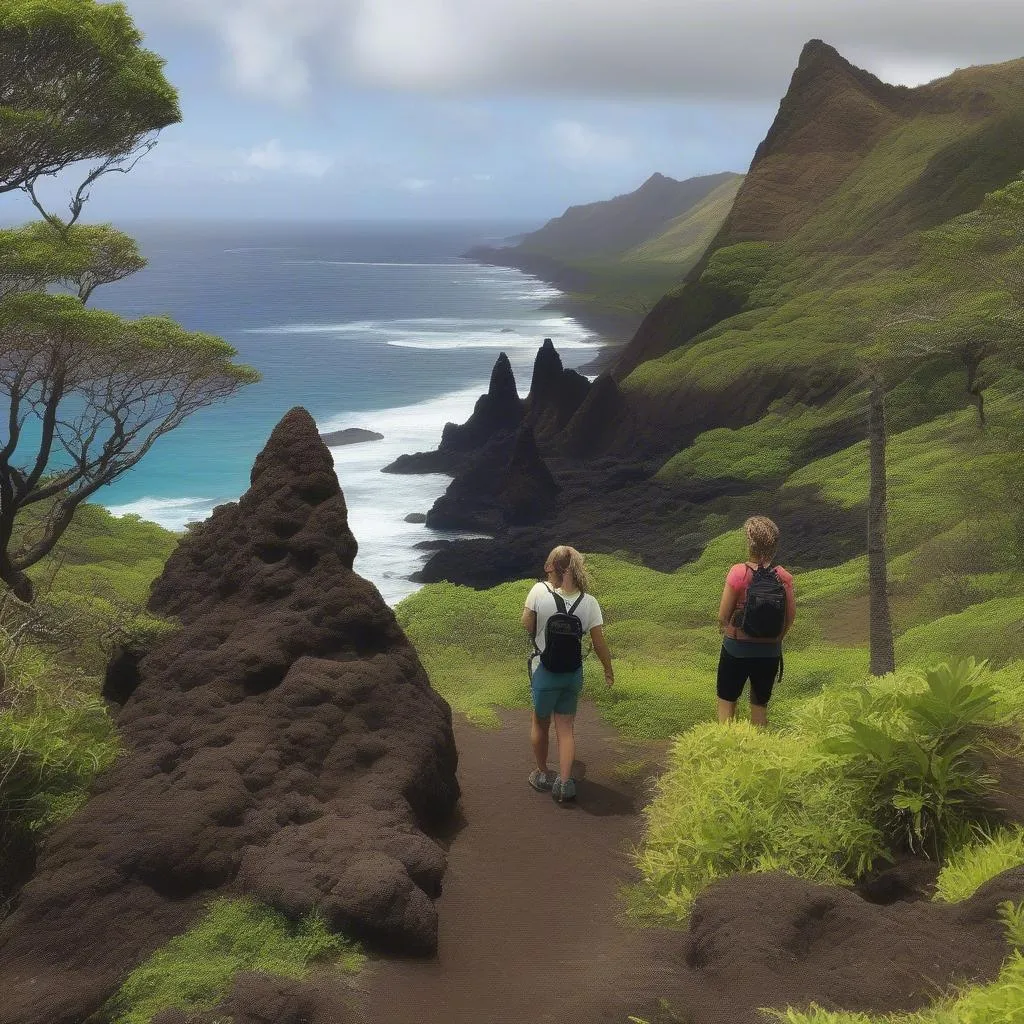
[531,712,551,772]
[718,699,737,724]
[751,703,768,728]
[554,713,575,781]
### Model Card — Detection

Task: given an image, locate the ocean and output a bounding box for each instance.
[93,222,603,605]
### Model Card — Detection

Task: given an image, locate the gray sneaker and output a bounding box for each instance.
[552,776,577,803]
[529,769,554,792]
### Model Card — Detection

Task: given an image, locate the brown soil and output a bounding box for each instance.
[354,703,678,1024]
[349,705,1024,1024]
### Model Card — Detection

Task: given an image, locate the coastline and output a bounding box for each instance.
[462,244,639,375]
[103,250,609,606]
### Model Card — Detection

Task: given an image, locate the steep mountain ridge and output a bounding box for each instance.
[616,40,1024,378]
[502,170,741,261]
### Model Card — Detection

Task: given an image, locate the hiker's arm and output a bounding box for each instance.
[782,582,796,639]
[590,626,614,687]
[718,583,738,635]
[522,607,537,634]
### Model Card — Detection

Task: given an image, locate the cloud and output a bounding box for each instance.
[549,121,632,168]
[129,139,336,183]
[243,139,335,177]
[130,0,1024,101]
[399,177,434,191]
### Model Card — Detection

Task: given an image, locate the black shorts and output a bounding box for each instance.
[716,647,781,706]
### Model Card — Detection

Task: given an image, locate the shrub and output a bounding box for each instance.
[823,659,1004,859]
[106,898,363,1024]
[935,827,1024,903]
[631,722,884,923]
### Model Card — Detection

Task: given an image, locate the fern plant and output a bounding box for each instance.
[824,658,1001,859]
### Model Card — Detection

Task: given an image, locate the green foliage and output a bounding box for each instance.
[625,176,743,264]
[823,659,1003,859]
[934,827,1024,903]
[631,721,884,923]
[699,241,783,305]
[0,630,120,850]
[0,221,145,300]
[106,898,363,1024]
[1000,901,1024,950]
[0,502,175,882]
[0,0,180,193]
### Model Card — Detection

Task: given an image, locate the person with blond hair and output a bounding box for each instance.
[716,515,795,727]
[521,545,613,803]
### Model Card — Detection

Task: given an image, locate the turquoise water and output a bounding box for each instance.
[90,221,603,603]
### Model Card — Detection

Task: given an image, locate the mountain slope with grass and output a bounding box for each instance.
[394,38,1024,1022]
[617,40,1024,377]
[465,170,744,341]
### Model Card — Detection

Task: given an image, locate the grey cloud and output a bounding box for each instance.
[128,0,1024,100]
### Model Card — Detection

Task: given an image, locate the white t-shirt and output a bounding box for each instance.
[525,581,604,656]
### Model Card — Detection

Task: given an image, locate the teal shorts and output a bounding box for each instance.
[529,658,584,717]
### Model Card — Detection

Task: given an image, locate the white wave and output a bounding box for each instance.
[281,259,476,269]
[389,336,601,351]
[106,496,219,531]
[320,383,498,605]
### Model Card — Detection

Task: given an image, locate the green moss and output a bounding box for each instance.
[107,898,363,1024]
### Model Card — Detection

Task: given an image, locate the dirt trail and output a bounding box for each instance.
[354,703,681,1024]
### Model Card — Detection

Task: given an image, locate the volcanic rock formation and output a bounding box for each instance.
[0,408,460,1024]
[663,866,1024,1022]
[426,425,559,533]
[440,351,524,452]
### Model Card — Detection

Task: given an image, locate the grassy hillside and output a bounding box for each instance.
[0,506,179,907]
[468,171,744,334]
[512,171,742,263]
[624,174,744,264]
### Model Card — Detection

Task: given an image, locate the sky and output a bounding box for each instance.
[9,0,1024,224]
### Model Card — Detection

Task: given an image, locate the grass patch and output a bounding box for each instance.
[630,721,884,924]
[631,663,1023,925]
[106,898,363,1024]
[934,827,1024,903]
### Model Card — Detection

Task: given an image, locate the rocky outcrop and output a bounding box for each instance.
[0,408,460,1024]
[440,352,524,452]
[425,426,559,533]
[152,973,357,1024]
[525,338,591,440]
[498,426,559,525]
[319,427,383,446]
[383,352,524,476]
[671,866,1024,1022]
[560,373,633,459]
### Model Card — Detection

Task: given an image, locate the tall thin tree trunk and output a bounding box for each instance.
[867,376,895,676]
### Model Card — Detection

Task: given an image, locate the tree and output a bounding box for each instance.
[856,178,1024,675]
[0,0,180,225]
[0,292,258,601]
[0,2,257,601]
[864,363,895,676]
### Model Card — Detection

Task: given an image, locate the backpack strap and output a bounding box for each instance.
[544,584,567,615]
[566,592,585,616]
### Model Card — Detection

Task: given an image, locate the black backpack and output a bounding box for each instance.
[537,585,585,673]
[738,565,787,638]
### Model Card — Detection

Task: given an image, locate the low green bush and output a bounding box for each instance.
[823,659,1004,859]
[106,898,363,1024]
[934,827,1024,903]
[631,721,884,923]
